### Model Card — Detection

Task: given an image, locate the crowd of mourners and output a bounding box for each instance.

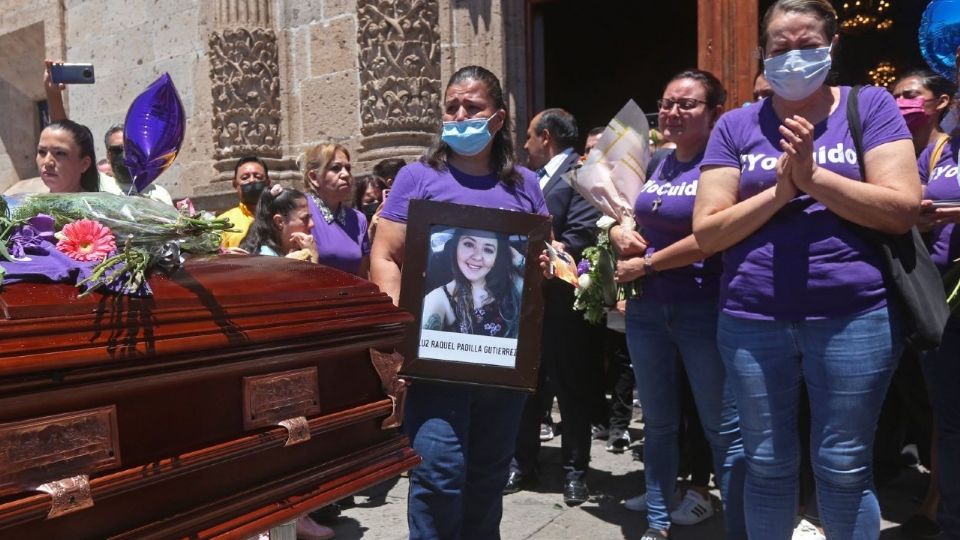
[24,0,960,539]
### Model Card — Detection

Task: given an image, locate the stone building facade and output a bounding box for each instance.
[0,0,528,210]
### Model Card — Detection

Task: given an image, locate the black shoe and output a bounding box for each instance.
[901,514,942,539]
[503,471,536,494]
[563,479,589,506]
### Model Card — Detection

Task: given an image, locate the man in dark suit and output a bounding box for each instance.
[504,108,602,506]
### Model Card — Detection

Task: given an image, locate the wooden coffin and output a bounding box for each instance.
[0,256,418,539]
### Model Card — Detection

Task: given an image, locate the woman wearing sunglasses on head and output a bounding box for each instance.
[610,69,745,540]
[693,1,921,538]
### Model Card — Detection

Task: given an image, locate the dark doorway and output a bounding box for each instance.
[529,0,698,150]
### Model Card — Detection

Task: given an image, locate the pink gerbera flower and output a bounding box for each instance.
[56,219,117,262]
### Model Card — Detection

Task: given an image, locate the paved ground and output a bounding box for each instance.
[329,409,931,540]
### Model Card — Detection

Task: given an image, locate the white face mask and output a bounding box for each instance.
[763,45,832,101]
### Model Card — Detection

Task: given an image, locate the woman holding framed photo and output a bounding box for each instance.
[371,65,547,539]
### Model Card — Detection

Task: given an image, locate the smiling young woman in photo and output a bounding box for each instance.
[421,228,522,338]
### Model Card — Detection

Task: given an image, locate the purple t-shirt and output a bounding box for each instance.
[918,137,960,274]
[701,86,911,320]
[380,161,548,222]
[306,196,370,276]
[635,150,720,304]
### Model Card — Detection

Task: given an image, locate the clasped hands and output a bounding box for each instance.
[775,115,820,202]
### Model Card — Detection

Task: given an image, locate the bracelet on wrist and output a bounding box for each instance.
[643,253,657,277]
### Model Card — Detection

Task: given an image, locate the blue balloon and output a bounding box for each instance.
[920,0,960,80]
[123,73,186,193]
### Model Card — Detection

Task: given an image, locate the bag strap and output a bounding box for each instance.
[846,85,866,180]
[929,134,951,177]
[843,85,889,245]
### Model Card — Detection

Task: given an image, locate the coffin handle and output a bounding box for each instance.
[369,349,407,429]
[277,416,311,447]
[35,474,94,519]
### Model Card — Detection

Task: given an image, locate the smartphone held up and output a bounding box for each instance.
[51,63,95,85]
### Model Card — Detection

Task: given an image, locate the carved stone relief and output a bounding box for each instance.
[357,0,442,137]
[208,27,282,159]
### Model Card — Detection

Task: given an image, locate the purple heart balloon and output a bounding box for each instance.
[123,73,186,193]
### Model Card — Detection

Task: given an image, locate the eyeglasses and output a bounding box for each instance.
[657,98,708,111]
[107,145,124,155]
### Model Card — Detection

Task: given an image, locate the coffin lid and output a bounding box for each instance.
[0,256,410,377]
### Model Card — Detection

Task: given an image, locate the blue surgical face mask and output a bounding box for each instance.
[763,45,832,101]
[441,116,494,156]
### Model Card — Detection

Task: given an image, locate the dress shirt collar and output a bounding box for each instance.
[540,147,576,189]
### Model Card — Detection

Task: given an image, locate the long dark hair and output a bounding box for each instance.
[352,174,387,208]
[445,229,521,338]
[239,187,306,256]
[424,65,522,185]
[44,120,99,192]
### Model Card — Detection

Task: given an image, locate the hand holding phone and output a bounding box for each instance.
[930,199,960,209]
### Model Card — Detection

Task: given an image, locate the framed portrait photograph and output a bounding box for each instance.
[397,200,552,392]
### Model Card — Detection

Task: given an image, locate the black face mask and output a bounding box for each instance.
[361,201,380,221]
[110,151,132,186]
[240,181,267,208]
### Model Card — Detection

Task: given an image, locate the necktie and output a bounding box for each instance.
[536,168,547,179]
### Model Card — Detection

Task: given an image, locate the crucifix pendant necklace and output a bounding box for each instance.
[651,197,663,213]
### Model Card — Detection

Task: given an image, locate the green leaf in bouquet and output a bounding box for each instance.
[595,243,618,307]
[944,260,960,313]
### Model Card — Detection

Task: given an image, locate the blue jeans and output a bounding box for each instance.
[625,300,746,538]
[717,307,901,540]
[405,382,526,540]
[922,312,960,539]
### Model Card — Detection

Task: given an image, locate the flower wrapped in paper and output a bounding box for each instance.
[564,101,651,320]
[568,100,649,233]
[0,193,233,296]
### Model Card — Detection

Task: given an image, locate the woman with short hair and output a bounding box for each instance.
[301,143,370,276]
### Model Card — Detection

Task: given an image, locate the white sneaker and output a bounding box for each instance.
[624,486,682,512]
[669,490,714,525]
[792,519,826,540]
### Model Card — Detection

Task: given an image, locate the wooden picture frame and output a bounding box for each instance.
[397,200,552,392]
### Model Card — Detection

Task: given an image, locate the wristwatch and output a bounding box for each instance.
[643,253,657,277]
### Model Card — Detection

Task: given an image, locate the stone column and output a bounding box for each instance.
[698,0,758,108]
[208,0,298,184]
[355,0,442,168]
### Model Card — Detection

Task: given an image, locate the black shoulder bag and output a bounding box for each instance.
[845,85,949,350]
